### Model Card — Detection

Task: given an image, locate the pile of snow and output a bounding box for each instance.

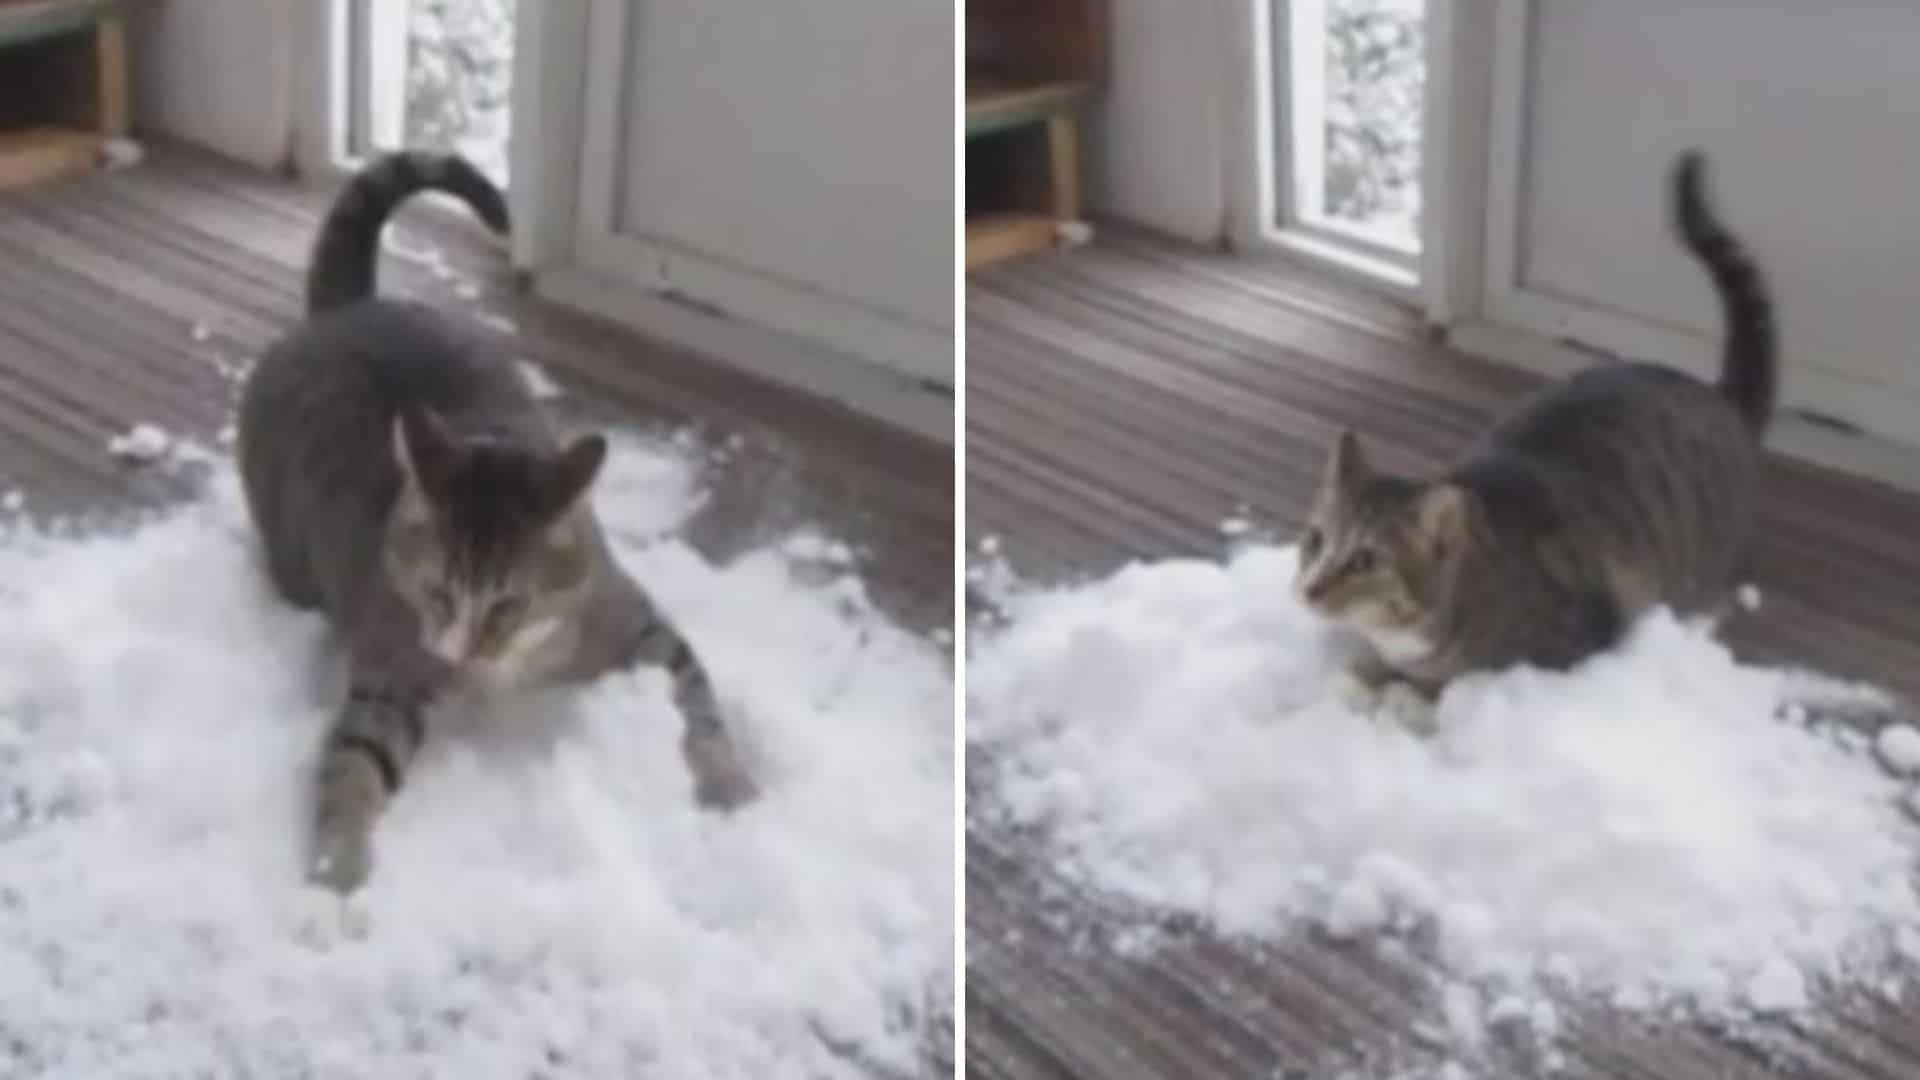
[969,545,1920,1038]
[781,531,858,569]
[107,423,172,463]
[99,137,144,173]
[514,359,563,401]
[0,434,952,1077]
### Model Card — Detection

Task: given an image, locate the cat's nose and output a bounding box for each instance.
[430,619,477,662]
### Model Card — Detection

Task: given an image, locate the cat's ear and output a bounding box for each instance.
[547,433,608,510]
[1323,429,1370,495]
[1413,483,1472,558]
[393,408,459,496]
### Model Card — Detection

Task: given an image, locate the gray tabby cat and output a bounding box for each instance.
[238,152,757,894]
[1296,150,1776,693]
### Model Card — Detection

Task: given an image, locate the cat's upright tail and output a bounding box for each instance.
[306,151,510,315]
[1671,149,1777,434]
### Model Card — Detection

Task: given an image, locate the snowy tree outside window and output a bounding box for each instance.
[403,0,515,186]
[1321,0,1423,250]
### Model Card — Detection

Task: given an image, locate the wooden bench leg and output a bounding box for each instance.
[95,13,128,138]
[1046,111,1081,222]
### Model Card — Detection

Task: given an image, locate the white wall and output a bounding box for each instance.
[1085,0,1232,244]
[1498,0,1920,439]
[131,0,294,169]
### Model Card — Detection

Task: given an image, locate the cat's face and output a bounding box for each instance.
[1294,431,1468,632]
[383,409,605,685]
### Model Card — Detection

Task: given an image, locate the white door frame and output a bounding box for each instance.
[1469,0,1721,385]
[555,0,952,389]
[1222,0,1431,304]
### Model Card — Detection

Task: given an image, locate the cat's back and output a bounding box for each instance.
[250,299,525,415]
[1483,362,1750,466]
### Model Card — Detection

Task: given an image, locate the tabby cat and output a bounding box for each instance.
[238,152,757,894]
[1295,150,1776,693]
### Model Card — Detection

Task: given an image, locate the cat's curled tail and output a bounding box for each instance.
[1672,149,1777,434]
[306,151,510,315]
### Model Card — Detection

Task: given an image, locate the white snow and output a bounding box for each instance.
[1876,724,1920,775]
[1219,516,1254,537]
[0,433,952,1076]
[99,137,144,172]
[190,322,212,343]
[477,313,519,337]
[209,355,253,384]
[1737,583,1763,612]
[1743,955,1809,1014]
[1,491,22,513]
[1054,220,1094,248]
[107,424,172,463]
[969,545,1919,1040]
[1439,983,1484,1050]
[514,360,563,401]
[781,532,857,568]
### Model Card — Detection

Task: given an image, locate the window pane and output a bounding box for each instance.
[1318,0,1424,252]
[402,0,515,186]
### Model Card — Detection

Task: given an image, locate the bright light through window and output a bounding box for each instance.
[352,0,514,187]
[1282,0,1424,259]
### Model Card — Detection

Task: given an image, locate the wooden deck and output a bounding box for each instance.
[0,144,954,1075]
[965,229,1920,1078]
[0,142,952,635]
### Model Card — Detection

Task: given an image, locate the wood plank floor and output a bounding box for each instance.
[0,143,953,634]
[0,143,954,1077]
[965,228,1920,1079]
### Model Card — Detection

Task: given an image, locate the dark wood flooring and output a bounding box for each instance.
[966,227,1920,1079]
[0,143,952,634]
[0,143,954,1076]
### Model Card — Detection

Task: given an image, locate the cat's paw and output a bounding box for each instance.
[307,821,374,895]
[1329,668,1384,714]
[289,886,371,949]
[1379,681,1439,736]
[696,768,759,812]
[685,734,759,812]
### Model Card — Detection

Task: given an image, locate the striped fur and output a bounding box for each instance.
[238,153,756,895]
[1672,149,1778,433]
[306,151,510,315]
[1298,150,1776,693]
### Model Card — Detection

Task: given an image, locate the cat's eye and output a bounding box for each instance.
[486,595,527,628]
[1348,547,1377,574]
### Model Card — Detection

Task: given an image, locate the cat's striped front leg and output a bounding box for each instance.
[633,621,758,810]
[308,684,426,893]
